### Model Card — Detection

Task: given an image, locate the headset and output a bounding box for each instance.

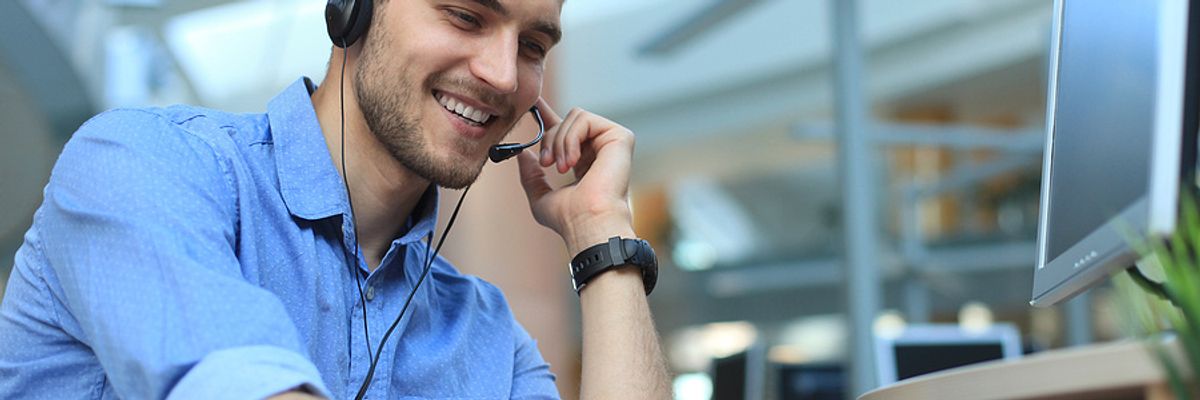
[324,1,544,398]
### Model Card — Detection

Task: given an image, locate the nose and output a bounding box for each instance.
[469,33,520,94]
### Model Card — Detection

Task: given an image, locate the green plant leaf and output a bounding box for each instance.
[1150,339,1193,400]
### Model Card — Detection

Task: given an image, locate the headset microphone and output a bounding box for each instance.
[489,106,545,163]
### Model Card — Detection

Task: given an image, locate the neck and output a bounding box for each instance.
[311,47,431,271]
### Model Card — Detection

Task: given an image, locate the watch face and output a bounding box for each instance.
[644,241,658,269]
[637,239,659,295]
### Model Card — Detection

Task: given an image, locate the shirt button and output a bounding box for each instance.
[365,286,376,301]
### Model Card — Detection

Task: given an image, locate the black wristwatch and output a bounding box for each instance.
[569,236,658,295]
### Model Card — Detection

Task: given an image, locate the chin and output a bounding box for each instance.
[426,149,488,189]
[431,166,484,189]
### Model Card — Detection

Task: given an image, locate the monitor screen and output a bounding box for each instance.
[893,343,1005,381]
[1033,0,1194,306]
[1044,0,1156,262]
[711,345,766,400]
[712,352,748,400]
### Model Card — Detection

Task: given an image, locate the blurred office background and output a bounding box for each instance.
[0,0,1126,399]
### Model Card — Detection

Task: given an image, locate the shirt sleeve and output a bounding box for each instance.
[509,322,560,400]
[35,109,330,399]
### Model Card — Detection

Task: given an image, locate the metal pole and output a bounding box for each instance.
[831,0,882,397]
[900,192,930,324]
[1065,291,1093,346]
[903,275,932,323]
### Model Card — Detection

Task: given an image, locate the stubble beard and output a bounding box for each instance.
[353,34,487,190]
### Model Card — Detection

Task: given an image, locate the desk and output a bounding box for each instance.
[859,340,1178,400]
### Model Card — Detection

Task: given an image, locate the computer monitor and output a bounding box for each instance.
[874,324,1021,385]
[1032,0,1200,306]
[776,364,844,400]
[710,344,765,400]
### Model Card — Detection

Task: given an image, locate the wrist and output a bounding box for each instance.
[562,207,635,255]
[565,225,636,256]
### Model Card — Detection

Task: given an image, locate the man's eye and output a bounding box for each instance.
[521,40,547,58]
[447,10,481,29]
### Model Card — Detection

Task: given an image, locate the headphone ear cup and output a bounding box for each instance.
[325,0,352,46]
[326,0,373,48]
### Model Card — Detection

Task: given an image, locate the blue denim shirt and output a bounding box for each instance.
[0,78,558,400]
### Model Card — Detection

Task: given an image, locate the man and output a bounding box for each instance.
[0,0,670,398]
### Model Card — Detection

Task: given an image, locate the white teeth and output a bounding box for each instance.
[468,108,484,122]
[436,92,493,125]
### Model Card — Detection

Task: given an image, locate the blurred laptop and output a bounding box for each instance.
[874,323,1021,385]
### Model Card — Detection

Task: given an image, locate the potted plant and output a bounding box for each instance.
[1116,196,1200,399]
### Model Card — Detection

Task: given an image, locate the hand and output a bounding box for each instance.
[516,98,637,255]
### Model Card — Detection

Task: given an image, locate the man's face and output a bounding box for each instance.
[354,0,562,189]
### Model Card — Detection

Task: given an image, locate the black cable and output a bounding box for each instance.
[354,185,472,400]
[339,39,375,365]
[334,36,461,399]
[1128,265,1177,305]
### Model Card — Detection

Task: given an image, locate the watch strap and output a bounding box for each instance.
[569,237,657,295]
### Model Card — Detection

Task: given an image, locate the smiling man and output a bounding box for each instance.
[0,0,670,399]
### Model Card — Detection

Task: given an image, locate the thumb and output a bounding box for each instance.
[516,149,552,205]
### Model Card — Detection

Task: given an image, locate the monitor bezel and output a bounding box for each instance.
[873,324,1021,386]
[709,342,766,400]
[1032,0,1188,307]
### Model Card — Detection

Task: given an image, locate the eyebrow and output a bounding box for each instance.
[466,0,563,45]
[533,21,563,45]
[467,0,508,16]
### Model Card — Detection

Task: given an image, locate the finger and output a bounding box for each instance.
[516,148,553,205]
[556,108,584,173]
[562,111,627,165]
[543,108,575,168]
[571,117,635,191]
[563,109,603,171]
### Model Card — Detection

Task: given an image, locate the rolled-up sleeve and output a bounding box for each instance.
[509,323,559,399]
[169,346,328,399]
[35,109,328,399]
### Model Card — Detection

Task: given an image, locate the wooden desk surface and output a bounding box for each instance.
[859,340,1177,400]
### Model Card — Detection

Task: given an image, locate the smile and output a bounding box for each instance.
[435,92,494,126]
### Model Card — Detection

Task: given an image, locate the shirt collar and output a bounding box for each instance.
[270,77,347,220]
[396,186,440,246]
[268,77,440,245]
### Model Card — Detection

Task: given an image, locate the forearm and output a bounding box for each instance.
[578,266,671,399]
[515,103,671,398]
